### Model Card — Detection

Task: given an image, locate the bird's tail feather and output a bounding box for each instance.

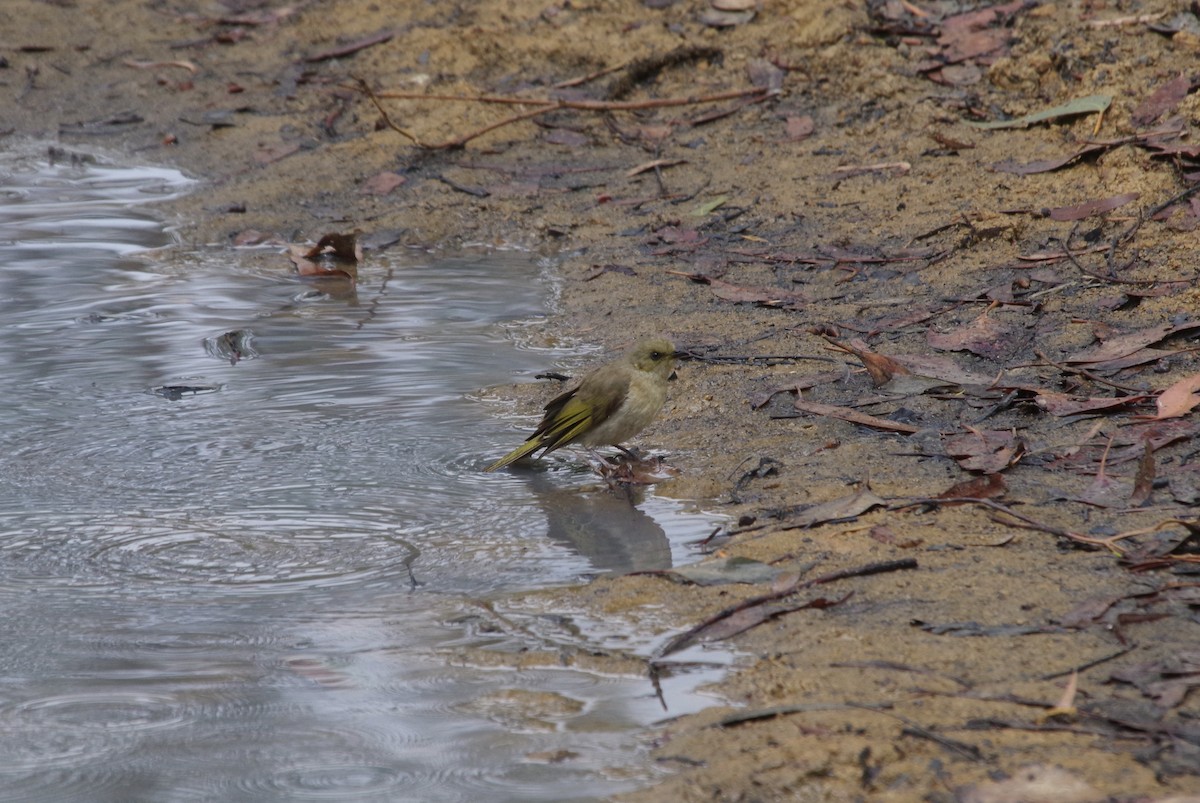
[484,438,543,472]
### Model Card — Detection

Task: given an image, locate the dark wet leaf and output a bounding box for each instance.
[1110,651,1200,708]
[305,231,362,263]
[913,620,1066,636]
[149,383,221,401]
[204,330,257,366]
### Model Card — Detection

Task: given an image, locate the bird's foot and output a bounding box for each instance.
[591,450,678,484]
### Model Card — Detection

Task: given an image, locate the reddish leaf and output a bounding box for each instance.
[937,473,1006,501]
[678,272,807,308]
[784,115,814,141]
[1132,74,1198,127]
[1152,371,1200,419]
[823,337,909,386]
[784,487,887,529]
[927,313,1021,360]
[1035,391,1151,417]
[360,171,406,196]
[792,400,921,434]
[1129,442,1155,507]
[1047,192,1139,221]
[992,143,1110,175]
[868,525,923,548]
[1064,321,1200,364]
[943,429,1024,473]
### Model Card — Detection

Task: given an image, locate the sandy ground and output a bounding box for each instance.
[6,0,1200,799]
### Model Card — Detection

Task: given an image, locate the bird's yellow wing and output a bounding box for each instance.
[484,371,629,472]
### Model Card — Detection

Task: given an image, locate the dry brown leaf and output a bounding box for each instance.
[822,337,909,386]
[792,400,921,434]
[927,313,1021,360]
[937,473,1006,501]
[943,428,1024,473]
[1129,442,1155,507]
[784,115,814,141]
[1065,321,1200,364]
[1152,371,1200,419]
[1132,73,1198,127]
[1034,391,1151,417]
[785,487,887,529]
[829,161,910,179]
[360,171,406,195]
[626,158,686,177]
[1047,192,1139,221]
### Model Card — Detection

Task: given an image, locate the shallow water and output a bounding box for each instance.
[0,150,725,801]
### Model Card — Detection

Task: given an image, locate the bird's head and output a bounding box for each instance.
[627,338,678,381]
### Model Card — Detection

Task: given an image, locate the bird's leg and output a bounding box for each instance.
[614,444,643,461]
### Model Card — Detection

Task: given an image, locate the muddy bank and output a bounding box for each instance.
[5,0,1200,799]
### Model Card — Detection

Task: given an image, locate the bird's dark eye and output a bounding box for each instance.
[651,351,662,360]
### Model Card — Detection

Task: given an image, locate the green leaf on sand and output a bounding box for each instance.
[693,195,729,216]
[967,94,1111,130]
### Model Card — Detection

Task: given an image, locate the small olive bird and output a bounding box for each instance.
[485,338,678,471]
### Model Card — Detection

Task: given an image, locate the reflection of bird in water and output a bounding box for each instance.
[524,470,672,575]
[485,338,678,472]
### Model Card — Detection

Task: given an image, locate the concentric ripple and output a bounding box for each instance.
[0,152,731,803]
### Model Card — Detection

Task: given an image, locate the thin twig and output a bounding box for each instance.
[652,558,918,661]
[426,105,561,150]
[361,85,770,111]
[354,76,423,146]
